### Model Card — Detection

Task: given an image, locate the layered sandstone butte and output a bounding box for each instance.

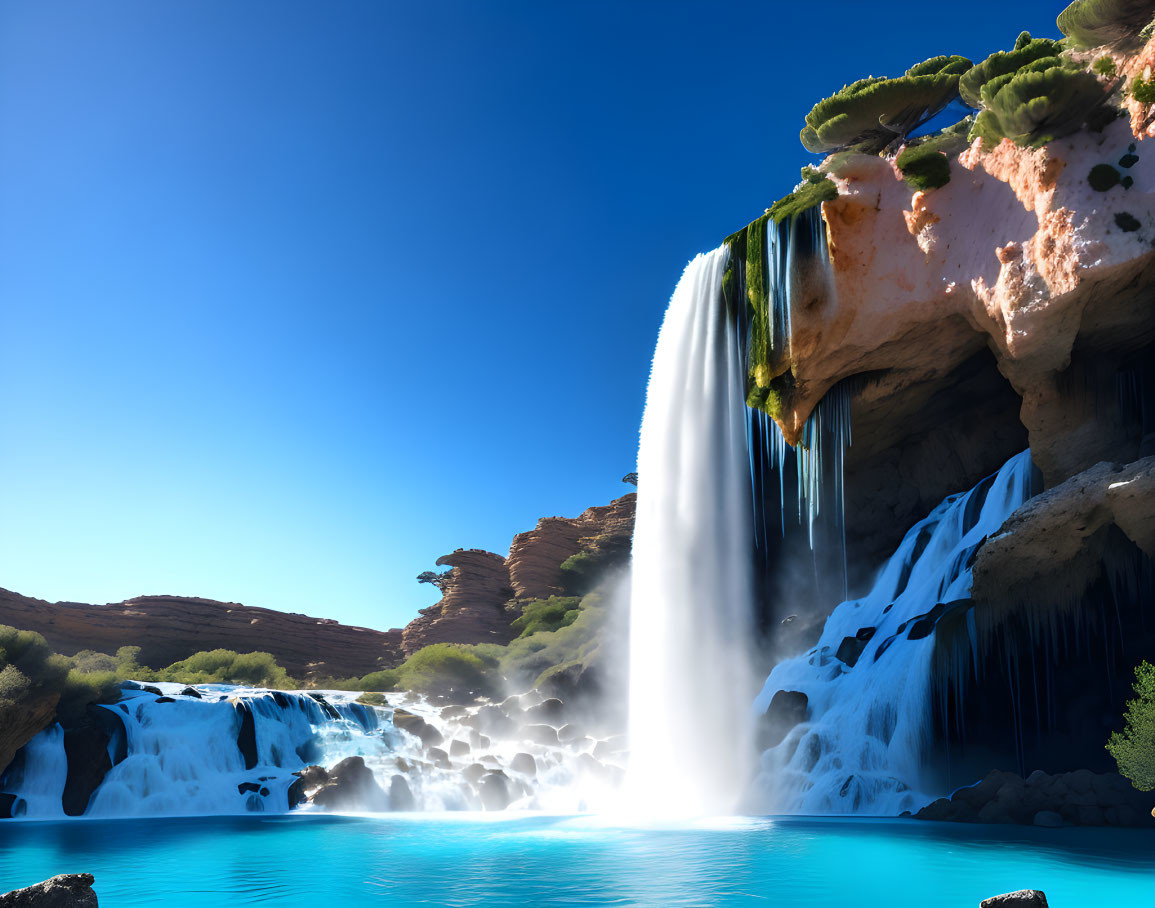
[404,493,637,652]
[402,549,515,655]
[507,494,636,600]
[0,588,404,679]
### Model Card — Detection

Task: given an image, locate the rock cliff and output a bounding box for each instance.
[0,589,404,679]
[402,549,515,655]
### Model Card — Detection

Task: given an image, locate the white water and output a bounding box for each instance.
[752,450,1035,815]
[2,683,625,818]
[627,246,758,816]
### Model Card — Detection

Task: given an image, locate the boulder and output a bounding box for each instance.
[524,698,565,725]
[427,748,450,769]
[0,874,98,907]
[391,709,444,748]
[478,771,511,810]
[510,753,537,777]
[449,739,470,757]
[1032,810,1063,828]
[462,763,487,784]
[389,775,415,811]
[309,756,388,812]
[979,891,1048,908]
[523,725,559,746]
[757,691,809,751]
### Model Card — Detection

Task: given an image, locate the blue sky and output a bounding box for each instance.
[0,1,1063,630]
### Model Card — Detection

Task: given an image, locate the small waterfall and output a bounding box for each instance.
[751,450,1035,815]
[0,724,68,819]
[626,245,758,816]
[2,683,627,818]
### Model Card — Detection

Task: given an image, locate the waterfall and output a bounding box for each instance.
[626,245,758,816]
[751,450,1035,815]
[1,683,628,818]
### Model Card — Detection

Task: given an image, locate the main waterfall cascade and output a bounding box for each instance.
[626,245,758,816]
[752,450,1036,815]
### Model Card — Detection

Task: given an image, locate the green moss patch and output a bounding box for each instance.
[1115,211,1142,231]
[1089,163,1123,190]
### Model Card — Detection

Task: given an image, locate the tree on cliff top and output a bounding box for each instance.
[800,55,972,155]
[959,32,1065,108]
[1058,0,1155,50]
[1106,660,1155,791]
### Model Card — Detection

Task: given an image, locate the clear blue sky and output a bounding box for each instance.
[0,1,1063,630]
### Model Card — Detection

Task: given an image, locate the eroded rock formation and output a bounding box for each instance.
[0,589,404,679]
[507,494,636,600]
[401,549,515,655]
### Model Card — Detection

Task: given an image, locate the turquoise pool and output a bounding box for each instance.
[0,814,1152,906]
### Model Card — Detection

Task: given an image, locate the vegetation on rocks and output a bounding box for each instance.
[1058,0,1155,50]
[969,56,1108,147]
[800,55,972,154]
[1106,660,1155,790]
[959,32,1065,108]
[511,596,583,638]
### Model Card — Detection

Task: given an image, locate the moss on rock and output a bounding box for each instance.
[959,32,1065,108]
[1058,0,1155,50]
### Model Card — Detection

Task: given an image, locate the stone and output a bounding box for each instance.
[478,771,511,811]
[557,723,584,743]
[310,756,388,812]
[388,775,415,811]
[462,763,486,784]
[757,691,809,751]
[524,698,565,725]
[979,891,1048,907]
[391,709,444,748]
[427,747,450,769]
[179,687,202,699]
[0,874,98,907]
[523,725,559,746]
[509,753,537,776]
[1032,810,1063,828]
[449,739,470,757]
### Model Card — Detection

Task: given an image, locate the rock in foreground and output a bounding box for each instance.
[980,890,1048,907]
[0,874,98,907]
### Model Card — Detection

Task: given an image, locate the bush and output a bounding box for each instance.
[1131,74,1155,102]
[1106,660,1155,790]
[1058,0,1155,50]
[511,597,582,638]
[970,59,1108,147]
[896,143,952,190]
[356,669,401,691]
[499,593,607,689]
[156,649,295,688]
[393,644,500,698]
[800,55,972,154]
[959,32,1064,108]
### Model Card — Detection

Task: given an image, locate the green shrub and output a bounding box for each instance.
[0,663,33,702]
[896,143,952,190]
[1093,55,1118,76]
[356,669,401,691]
[1106,660,1155,790]
[69,650,118,674]
[392,643,500,698]
[800,55,972,154]
[970,59,1108,147]
[1058,0,1155,50]
[959,32,1065,108]
[1131,74,1155,102]
[511,597,582,638]
[499,593,607,689]
[157,649,295,688]
[357,692,388,706]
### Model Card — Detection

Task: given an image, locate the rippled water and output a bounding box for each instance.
[1,815,1152,906]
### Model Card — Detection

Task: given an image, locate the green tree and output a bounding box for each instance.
[959,32,1064,108]
[800,55,972,154]
[1058,0,1155,50]
[970,58,1107,147]
[1106,660,1155,791]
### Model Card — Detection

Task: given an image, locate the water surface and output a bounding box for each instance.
[1,814,1152,906]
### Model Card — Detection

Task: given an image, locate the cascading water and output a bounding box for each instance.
[751,450,1036,815]
[626,245,758,816]
[1,682,626,818]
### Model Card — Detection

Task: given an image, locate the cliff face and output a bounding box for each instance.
[0,589,404,679]
[507,494,636,600]
[778,115,1155,491]
[404,493,637,653]
[401,549,514,655]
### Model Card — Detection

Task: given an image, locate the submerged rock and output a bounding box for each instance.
[478,771,511,810]
[0,873,98,907]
